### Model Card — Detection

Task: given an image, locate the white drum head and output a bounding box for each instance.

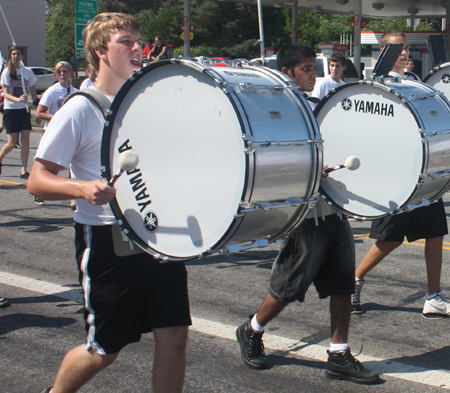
[104,62,246,259]
[316,82,423,218]
[424,63,450,95]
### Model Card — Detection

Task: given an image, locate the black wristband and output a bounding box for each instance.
[33,98,39,107]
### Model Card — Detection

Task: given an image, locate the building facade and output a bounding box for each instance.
[0,0,46,66]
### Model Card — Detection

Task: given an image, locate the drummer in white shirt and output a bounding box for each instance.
[311,53,347,101]
[352,31,449,319]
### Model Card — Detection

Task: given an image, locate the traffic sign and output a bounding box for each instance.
[181,24,194,32]
[75,1,98,58]
[350,19,366,29]
[75,24,86,51]
[75,1,98,24]
[181,32,194,40]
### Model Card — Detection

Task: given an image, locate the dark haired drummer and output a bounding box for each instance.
[28,13,191,393]
[236,43,379,385]
[352,31,449,318]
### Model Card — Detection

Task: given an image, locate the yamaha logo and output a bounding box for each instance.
[143,211,158,232]
[340,98,394,117]
[342,98,352,110]
[442,74,450,84]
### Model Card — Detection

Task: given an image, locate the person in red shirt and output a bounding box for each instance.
[142,40,153,58]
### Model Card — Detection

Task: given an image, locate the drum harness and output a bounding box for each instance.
[64,88,145,257]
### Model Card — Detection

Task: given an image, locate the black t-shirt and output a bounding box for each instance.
[152,44,166,59]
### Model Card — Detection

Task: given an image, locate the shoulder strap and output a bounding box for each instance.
[306,96,320,104]
[64,88,111,119]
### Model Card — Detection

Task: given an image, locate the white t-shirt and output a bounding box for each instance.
[80,78,95,90]
[304,98,337,220]
[1,66,36,110]
[311,75,345,101]
[39,83,78,129]
[36,87,115,225]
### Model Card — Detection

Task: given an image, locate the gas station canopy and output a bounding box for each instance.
[223,0,448,20]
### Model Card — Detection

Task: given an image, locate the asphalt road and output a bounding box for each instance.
[1,129,450,392]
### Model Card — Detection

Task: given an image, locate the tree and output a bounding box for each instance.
[137,1,184,44]
[46,0,76,66]
[45,1,443,65]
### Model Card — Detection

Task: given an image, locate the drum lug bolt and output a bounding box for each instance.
[239,201,249,208]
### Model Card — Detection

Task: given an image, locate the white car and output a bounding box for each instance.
[250,54,360,83]
[29,67,58,93]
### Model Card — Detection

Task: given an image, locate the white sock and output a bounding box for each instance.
[427,291,440,301]
[251,314,265,333]
[355,277,363,282]
[329,342,349,353]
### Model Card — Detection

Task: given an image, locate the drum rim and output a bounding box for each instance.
[423,61,450,83]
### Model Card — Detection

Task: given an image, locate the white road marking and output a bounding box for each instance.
[1,271,449,390]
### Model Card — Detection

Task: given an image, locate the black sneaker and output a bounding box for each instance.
[0,297,9,308]
[40,388,52,393]
[236,316,268,370]
[326,348,379,384]
[19,171,29,179]
[351,279,364,314]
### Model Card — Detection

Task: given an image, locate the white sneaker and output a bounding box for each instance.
[423,291,450,319]
[33,196,45,206]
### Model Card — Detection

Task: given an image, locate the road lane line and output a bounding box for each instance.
[0,180,27,188]
[352,229,450,250]
[0,270,449,389]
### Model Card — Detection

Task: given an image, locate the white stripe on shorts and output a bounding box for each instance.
[80,224,106,355]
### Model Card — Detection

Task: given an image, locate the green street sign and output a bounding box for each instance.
[75,24,85,50]
[75,1,98,24]
[75,1,97,58]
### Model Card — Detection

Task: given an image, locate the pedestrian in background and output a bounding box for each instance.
[35,61,78,207]
[79,63,97,89]
[0,45,39,179]
[70,53,79,78]
[148,36,167,62]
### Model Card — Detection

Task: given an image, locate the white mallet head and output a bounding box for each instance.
[345,156,361,171]
[118,150,139,171]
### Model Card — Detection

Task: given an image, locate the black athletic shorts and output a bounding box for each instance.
[369,199,448,243]
[3,108,32,133]
[269,214,355,303]
[75,223,192,355]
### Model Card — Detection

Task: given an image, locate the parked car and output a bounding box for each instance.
[29,67,58,93]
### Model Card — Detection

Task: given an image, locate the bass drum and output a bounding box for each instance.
[423,62,450,96]
[315,78,450,220]
[101,59,323,261]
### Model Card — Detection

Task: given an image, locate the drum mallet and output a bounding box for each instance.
[324,156,360,174]
[107,150,140,186]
